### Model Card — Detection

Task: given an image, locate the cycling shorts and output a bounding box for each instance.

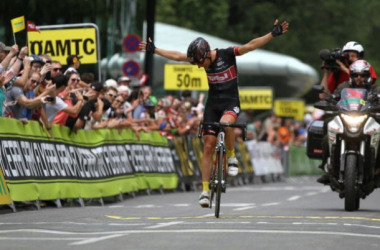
[202,97,240,137]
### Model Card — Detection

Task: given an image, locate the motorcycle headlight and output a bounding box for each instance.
[341,113,367,133]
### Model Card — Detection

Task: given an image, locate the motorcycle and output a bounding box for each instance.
[307,85,380,211]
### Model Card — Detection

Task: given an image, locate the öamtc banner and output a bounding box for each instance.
[0,118,177,202]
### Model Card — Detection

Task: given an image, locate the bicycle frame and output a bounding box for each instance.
[198,122,247,218]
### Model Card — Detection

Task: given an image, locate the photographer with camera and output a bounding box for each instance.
[319,41,377,100]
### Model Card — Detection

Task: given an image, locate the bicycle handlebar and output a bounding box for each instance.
[197,122,248,141]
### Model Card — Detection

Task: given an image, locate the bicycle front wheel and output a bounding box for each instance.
[215,147,224,218]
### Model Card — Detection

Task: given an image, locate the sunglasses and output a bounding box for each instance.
[352,73,369,78]
[107,93,116,98]
[53,68,62,72]
[71,78,81,82]
[30,79,39,84]
[115,99,123,103]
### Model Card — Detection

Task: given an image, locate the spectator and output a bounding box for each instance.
[65,81,109,132]
[52,72,84,126]
[21,71,41,119]
[117,76,131,88]
[0,42,11,63]
[42,74,84,127]
[2,57,55,119]
[64,55,82,75]
[104,78,118,90]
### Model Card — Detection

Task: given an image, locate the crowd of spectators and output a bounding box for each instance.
[0,41,316,145]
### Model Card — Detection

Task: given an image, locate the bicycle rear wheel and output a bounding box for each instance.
[215,147,224,218]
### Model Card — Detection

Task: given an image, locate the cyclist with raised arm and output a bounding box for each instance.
[139,19,289,207]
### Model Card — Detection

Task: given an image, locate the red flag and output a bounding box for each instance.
[27,21,40,33]
[139,73,149,86]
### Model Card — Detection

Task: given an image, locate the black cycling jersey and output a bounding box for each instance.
[202,47,241,136]
[206,47,240,99]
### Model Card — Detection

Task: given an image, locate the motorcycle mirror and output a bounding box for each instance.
[314,101,339,111]
[312,85,325,93]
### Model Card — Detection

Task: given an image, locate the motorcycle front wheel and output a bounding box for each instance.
[344,154,358,212]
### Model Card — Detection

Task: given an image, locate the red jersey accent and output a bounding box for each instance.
[207,66,237,84]
[224,111,238,119]
[233,46,241,56]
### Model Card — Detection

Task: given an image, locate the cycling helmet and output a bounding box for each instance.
[30,54,45,66]
[187,37,210,65]
[342,41,364,58]
[349,59,372,88]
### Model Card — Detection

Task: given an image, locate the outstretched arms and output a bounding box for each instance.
[237,19,289,56]
[139,38,188,62]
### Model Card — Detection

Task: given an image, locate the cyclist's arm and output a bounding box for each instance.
[139,38,188,62]
[238,19,288,56]
[237,33,274,56]
[155,48,188,62]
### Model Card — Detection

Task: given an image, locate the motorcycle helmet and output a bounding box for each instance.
[349,59,372,88]
[187,37,210,65]
[342,41,364,58]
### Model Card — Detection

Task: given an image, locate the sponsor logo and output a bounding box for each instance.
[233,106,240,114]
[207,66,237,83]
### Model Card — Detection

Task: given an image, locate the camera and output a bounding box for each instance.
[45,96,55,102]
[319,48,349,72]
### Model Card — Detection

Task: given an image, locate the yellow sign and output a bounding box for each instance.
[274,99,305,121]
[0,168,11,205]
[28,28,97,65]
[164,64,208,90]
[239,88,273,110]
[11,16,25,33]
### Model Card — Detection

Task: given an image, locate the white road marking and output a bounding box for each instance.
[108,205,125,208]
[221,203,255,207]
[171,204,191,207]
[70,234,124,245]
[306,192,317,196]
[1,229,380,239]
[344,223,380,229]
[0,237,86,241]
[233,206,256,211]
[136,205,161,208]
[261,202,281,206]
[287,196,301,201]
[144,221,184,229]
[287,195,301,201]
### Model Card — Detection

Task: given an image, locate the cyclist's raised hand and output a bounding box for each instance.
[271,19,289,37]
[139,37,156,53]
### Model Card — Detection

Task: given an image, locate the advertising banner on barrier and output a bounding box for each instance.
[0,118,177,202]
[0,168,11,205]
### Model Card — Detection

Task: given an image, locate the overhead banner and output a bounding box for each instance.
[28,27,98,65]
[239,87,273,110]
[274,98,305,121]
[164,64,208,90]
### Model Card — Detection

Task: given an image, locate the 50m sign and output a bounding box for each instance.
[28,28,97,65]
[164,64,208,90]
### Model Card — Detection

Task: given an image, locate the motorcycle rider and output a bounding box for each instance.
[319,41,377,100]
[318,59,380,184]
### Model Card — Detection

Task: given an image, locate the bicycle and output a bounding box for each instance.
[198,122,247,218]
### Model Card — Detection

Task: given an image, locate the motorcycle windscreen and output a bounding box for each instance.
[338,88,368,111]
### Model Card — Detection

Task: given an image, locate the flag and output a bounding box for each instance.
[27,21,40,33]
[11,16,25,33]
